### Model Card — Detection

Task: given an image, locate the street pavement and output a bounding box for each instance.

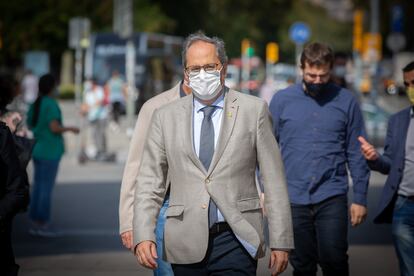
[12,99,401,276]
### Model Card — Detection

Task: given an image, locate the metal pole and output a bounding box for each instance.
[370,0,380,144]
[74,46,87,162]
[125,39,136,131]
[74,47,83,110]
[370,0,379,33]
[295,43,303,83]
[266,62,271,82]
[241,53,250,94]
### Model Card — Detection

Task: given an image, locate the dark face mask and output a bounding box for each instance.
[303,81,328,97]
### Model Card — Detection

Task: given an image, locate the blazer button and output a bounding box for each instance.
[205,178,211,184]
[202,204,208,209]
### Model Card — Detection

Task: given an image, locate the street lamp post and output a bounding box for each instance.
[114,0,135,133]
[370,0,380,144]
[69,18,90,112]
[69,17,90,163]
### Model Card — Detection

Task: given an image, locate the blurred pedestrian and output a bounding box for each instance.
[269,42,370,276]
[1,77,28,137]
[0,72,32,179]
[119,79,190,276]
[259,78,276,105]
[21,70,38,105]
[27,74,79,237]
[331,52,348,88]
[82,78,109,161]
[0,73,30,276]
[106,70,126,124]
[359,61,414,276]
[133,31,293,276]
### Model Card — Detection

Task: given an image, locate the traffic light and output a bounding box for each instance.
[266,42,279,63]
[241,39,254,57]
[362,33,382,62]
[353,10,363,53]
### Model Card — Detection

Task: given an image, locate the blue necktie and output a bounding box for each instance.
[199,106,218,227]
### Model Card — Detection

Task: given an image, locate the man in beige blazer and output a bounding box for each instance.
[134,31,293,276]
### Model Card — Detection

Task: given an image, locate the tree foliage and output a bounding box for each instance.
[0,0,374,69]
[0,0,173,68]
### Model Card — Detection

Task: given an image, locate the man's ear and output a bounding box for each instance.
[221,64,228,84]
[183,70,189,84]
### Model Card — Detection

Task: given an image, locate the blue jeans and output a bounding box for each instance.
[29,158,60,223]
[290,194,349,276]
[154,197,173,276]
[392,196,414,276]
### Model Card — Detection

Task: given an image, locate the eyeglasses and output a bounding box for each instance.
[185,63,221,77]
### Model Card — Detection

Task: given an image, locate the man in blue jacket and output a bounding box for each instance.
[359,61,414,276]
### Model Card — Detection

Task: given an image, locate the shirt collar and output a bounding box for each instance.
[194,92,225,113]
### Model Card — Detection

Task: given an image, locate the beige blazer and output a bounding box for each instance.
[119,83,181,235]
[133,88,293,264]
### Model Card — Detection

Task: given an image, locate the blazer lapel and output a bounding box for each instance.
[397,108,411,158]
[208,89,238,174]
[180,95,206,173]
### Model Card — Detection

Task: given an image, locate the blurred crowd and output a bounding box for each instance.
[0,68,128,275]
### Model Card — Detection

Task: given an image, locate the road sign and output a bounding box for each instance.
[386,32,406,53]
[289,22,311,45]
[266,42,279,63]
[69,17,91,49]
[391,5,403,33]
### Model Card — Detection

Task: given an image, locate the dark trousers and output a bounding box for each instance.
[171,230,257,276]
[111,101,123,123]
[0,222,19,276]
[290,194,349,276]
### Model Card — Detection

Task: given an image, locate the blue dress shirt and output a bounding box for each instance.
[269,83,370,206]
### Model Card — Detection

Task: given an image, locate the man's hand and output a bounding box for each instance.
[120,230,133,250]
[135,240,158,269]
[269,250,289,275]
[350,203,367,227]
[358,136,378,161]
[1,111,22,132]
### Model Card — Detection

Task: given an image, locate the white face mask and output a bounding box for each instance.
[189,68,222,101]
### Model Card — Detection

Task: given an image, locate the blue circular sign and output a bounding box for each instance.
[289,22,311,44]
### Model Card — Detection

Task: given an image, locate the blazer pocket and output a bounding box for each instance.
[166,205,184,218]
[237,197,261,212]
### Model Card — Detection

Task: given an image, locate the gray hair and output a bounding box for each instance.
[182,30,228,68]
